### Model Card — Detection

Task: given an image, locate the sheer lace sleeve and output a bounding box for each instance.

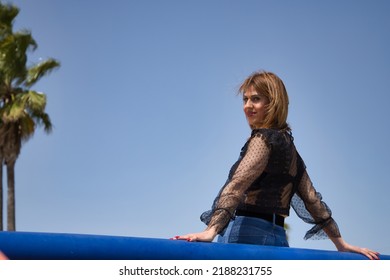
[291,169,341,240]
[205,134,270,233]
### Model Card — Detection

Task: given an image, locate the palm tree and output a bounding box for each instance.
[0,2,60,231]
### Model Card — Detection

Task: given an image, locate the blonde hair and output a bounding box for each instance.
[239,71,290,131]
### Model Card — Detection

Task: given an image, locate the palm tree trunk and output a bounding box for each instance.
[6,160,15,231]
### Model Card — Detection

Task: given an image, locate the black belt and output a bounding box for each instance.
[235,209,285,227]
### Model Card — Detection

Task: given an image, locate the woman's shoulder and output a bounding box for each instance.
[251,128,288,138]
[251,128,293,146]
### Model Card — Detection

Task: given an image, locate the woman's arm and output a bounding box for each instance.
[174,134,270,241]
[328,234,380,260]
[297,170,380,259]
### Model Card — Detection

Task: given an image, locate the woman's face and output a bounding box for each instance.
[243,86,269,129]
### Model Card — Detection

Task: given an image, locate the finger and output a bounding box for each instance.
[369,251,380,260]
[363,249,379,260]
[368,252,379,260]
[170,235,184,240]
[171,235,193,241]
[364,252,374,260]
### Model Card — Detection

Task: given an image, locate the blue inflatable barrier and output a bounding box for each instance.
[0,231,388,260]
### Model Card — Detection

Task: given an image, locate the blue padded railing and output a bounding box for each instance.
[0,231,388,260]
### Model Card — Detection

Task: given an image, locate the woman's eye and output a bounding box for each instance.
[243,95,263,104]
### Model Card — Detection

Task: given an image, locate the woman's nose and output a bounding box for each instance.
[244,99,253,109]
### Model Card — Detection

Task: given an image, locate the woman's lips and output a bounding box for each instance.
[246,111,256,117]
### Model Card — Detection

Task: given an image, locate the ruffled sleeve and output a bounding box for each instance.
[292,168,341,240]
[201,133,271,234]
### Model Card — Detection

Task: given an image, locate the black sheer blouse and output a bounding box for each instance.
[200,128,341,240]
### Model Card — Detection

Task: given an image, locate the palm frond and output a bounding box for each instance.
[0,90,48,122]
[25,58,60,87]
[0,31,37,85]
[32,111,52,134]
[17,90,52,133]
[21,90,47,112]
[0,96,24,122]
[18,115,35,141]
[0,3,19,37]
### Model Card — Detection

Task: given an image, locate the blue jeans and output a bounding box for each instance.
[217,215,289,247]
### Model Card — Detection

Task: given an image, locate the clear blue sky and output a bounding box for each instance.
[5,0,390,254]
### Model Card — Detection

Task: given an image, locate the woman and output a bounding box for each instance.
[174,71,379,260]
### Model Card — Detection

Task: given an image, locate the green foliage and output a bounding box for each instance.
[0,2,19,38]
[0,1,60,133]
[26,59,60,87]
[0,31,37,86]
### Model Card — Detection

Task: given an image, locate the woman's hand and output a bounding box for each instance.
[172,228,217,242]
[338,242,380,260]
[331,237,380,260]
